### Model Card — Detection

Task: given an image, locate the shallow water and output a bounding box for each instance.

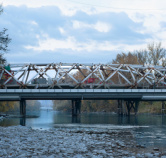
[0,110,166,148]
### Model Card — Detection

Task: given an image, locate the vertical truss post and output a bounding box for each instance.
[20,99,26,117]
[72,99,81,116]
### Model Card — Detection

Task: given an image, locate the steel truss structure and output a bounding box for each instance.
[0,63,166,89]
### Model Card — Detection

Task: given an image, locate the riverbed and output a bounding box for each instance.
[0,125,166,158]
[0,111,166,157]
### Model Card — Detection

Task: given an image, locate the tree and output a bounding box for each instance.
[136,49,149,65]
[112,52,139,64]
[148,42,166,66]
[0,54,6,64]
[112,42,166,66]
[0,5,11,64]
[53,100,71,112]
[26,100,41,112]
[0,101,18,113]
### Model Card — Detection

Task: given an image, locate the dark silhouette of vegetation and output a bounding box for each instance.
[0,5,11,64]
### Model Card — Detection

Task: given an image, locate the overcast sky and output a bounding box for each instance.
[1,0,166,64]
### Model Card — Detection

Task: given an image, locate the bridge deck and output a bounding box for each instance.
[0,89,166,101]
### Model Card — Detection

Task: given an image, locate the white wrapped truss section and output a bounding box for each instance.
[0,63,166,89]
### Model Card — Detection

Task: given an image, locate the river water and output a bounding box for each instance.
[0,110,166,149]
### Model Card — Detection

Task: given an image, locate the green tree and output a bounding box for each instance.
[0,5,11,64]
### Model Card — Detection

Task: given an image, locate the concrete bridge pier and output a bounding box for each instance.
[162,101,166,115]
[72,99,81,116]
[20,118,26,126]
[117,100,126,115]
[20,99,26,117]
[117,100,122,115]
[126,100,139,116]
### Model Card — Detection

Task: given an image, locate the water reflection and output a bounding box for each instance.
[0,111,166,127]
[72,116,81,123]
[0,118,20,127]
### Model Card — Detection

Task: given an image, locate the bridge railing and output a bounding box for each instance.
[0,63,166,89]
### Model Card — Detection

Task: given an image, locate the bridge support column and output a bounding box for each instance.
[162,101,166,115]
[72,99,81,116]
[117,100,121,115]
[118,100,122,115]
[126,100,139,116]
[20,99,26,117]
[117,100,126,115]
[20,118,26,126]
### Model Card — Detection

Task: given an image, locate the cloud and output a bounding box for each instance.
[25,36,83,52]
[25,34,148,53]
[1,2,166,64]
[73,21,111,33]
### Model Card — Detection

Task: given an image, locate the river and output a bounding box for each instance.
[0,110,166,149]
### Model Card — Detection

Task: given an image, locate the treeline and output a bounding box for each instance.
[53,100,166,114]
[138,101,165,114]
[0,100,41,114]
[112,42,166,66]
[53,100,117,113]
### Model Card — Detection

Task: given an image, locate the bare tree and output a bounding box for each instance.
[161,50,166,66]
[0,5,11,64]
[111,42,166,66]
[136,49,149,66]
[148,42,166,66]
[112,52,139,64]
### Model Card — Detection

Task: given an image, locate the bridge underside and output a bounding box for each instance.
[1,89,166,116]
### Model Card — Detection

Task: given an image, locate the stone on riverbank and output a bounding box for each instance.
[0,126,164,157]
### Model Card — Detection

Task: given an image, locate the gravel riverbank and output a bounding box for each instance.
[0,125,166,158]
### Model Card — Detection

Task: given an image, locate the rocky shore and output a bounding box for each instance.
[0,125,166,158]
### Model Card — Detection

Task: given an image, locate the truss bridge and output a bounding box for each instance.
[0,63,166,89]
[1,63,166,116]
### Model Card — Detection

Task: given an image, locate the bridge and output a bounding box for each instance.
[0,63,166,116]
